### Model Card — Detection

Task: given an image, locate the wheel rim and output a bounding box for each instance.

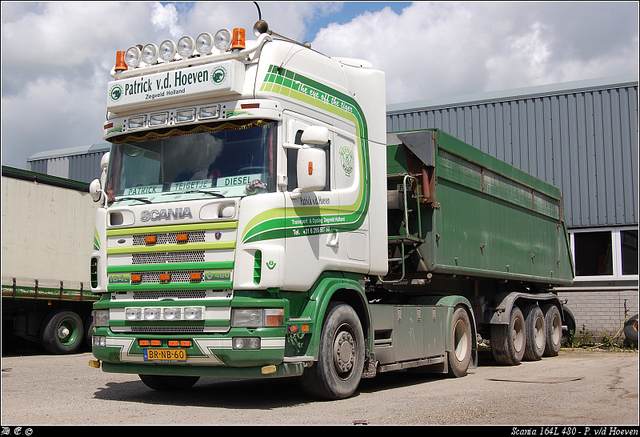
[453,319,469,361]
[57,318,79,346]
[512,316,525,352]
[550,313,562,346]
[333,325,356,376]
[534,316,545,350]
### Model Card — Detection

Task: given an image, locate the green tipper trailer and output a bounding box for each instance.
[374,128,574,365]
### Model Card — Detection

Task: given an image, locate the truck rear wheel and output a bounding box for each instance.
[300,303,365,400]
[39,310,84,354]
[448,307,472,377]
[139,375,200,391]
[542,304,562,356]
[491,306,526,365]
[523,305,546,361]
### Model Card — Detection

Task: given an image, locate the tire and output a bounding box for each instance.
[39,310,84,354]
[85,314,94,349]
[448,306,472,377]
[542,304,562,356]
[139,375,200,391]
[523,305,546,361]
[624,315,638,348]
[491,306,526,366]
[300,303,365,400]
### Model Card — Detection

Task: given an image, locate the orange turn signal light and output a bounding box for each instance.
[159,273,171,282]
[177,233,188,243]
[131,274,142,282]
[190,272,202,281]
[145,235,157,244]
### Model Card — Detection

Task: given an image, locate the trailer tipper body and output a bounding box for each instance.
[89,20,573,399]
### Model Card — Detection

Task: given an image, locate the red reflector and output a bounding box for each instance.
[241,103,260,109]
[308,162,313,175]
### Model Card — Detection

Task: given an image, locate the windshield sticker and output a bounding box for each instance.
[216,174,263,188]
[170,179,214,192]
[123,184,163,196]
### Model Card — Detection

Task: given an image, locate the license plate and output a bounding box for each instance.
[143,348,187,362]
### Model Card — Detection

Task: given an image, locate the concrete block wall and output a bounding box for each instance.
[557,289,638,343]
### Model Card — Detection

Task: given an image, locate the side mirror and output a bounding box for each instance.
[89,178,103,202]
[291,146,326,199]
[301,126,330,146]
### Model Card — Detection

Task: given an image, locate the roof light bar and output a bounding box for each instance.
[159,39,177,62]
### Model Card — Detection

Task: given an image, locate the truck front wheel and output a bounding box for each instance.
[491,306,526,365]
[40,310,84,354]
[300,303,365,400]
[448,306,472,377]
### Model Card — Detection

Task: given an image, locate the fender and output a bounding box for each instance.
[295,272,371,361]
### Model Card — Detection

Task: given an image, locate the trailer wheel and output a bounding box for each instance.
[39,310,84,354]
[542,304,562,356]
[624,315,638,348]
[491,306,526,365]
[448,307,472,377]
[139,375,200,391]
[300,303,365,400]
[523,305,546,361]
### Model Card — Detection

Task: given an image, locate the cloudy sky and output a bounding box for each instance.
[1,2,638,170]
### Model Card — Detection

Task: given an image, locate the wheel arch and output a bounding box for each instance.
[304,273,371,361]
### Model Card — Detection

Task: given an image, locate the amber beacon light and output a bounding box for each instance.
[115,51,128,72]
[231,28,246,50]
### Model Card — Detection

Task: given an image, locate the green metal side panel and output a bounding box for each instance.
[387,128,574,286]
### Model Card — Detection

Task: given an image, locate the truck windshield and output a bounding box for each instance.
[106,119,276,203]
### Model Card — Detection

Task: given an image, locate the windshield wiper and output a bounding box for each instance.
[165,190,225,198]
[112,196,152,204]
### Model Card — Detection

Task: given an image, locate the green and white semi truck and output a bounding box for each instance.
[88,20,574,399]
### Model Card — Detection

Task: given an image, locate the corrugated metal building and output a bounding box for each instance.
[388,75,638,341]
[27,76,638,340]
[28,143,110,184]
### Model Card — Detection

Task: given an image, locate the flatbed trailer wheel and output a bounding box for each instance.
[491,306,526,365]
[523,305,546,361]
[300,303,365,400]
[39,310,84,354]
[542,304,562,356]
[448,306,472,377]
[139,375,200,391]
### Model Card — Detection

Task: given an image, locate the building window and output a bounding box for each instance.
[621,230,638,275]
[571,227,638,280]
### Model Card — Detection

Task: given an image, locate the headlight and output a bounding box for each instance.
[196,32,213,55]
[232,308,284,328]
[93,309,110,327]
[159,39,177,62]
[177,35,195,58]
[141,43,159,64]
[214,28,232,51]
[124,46,141,68]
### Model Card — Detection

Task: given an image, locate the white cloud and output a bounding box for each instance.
[1,2,637,170]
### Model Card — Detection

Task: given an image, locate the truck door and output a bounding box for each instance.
[283,113,346,290]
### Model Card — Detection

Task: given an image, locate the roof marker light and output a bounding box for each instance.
[214,28,232,51]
